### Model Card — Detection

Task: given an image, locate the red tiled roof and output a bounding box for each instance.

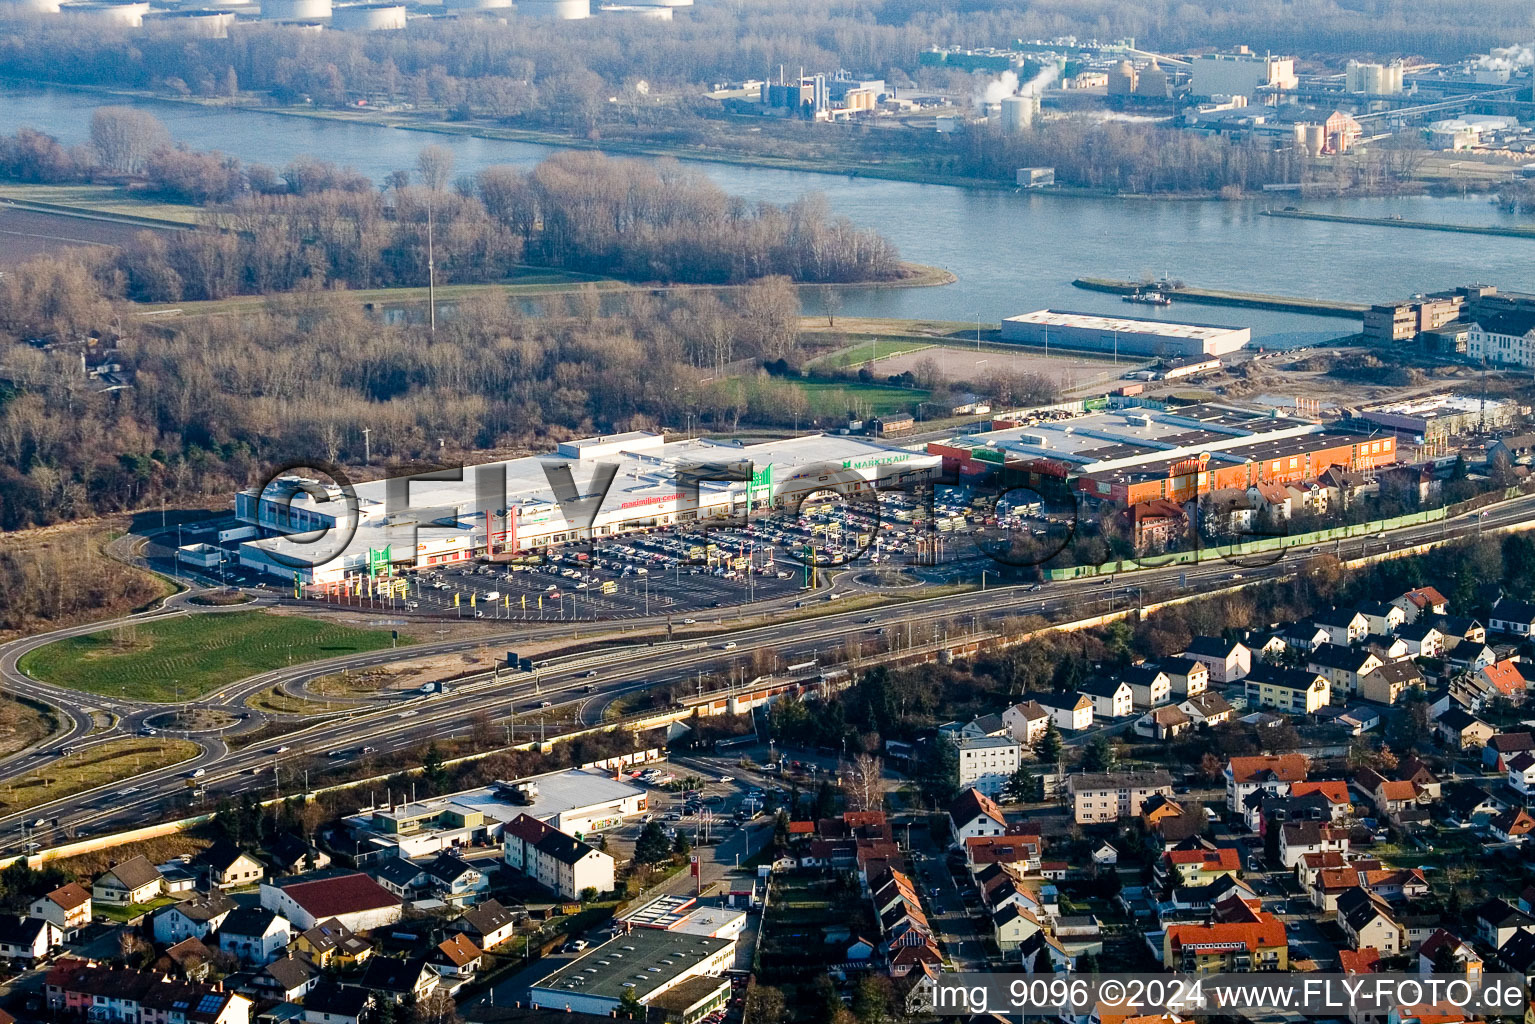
[1228,754,1309,784]
[1339,947,1380,973]
[1166,916,1286,954]
[1483,660,1526,696]
[46,883,91,910]
[1291,781,1350,805]
[279,873,400,919]
[1165,848,1240,871]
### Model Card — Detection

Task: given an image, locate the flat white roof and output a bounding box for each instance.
[1002,309,1246,340]
[349,769,644,833]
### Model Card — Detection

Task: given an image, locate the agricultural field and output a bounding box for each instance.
[0,206,166,268]
[18,610,413,701]
[0,737,200,816]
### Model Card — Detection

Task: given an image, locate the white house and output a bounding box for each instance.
[502,814,616,900]
[260,872,403,932]
[1031,692,1093,731]
[217,907,292,966]
[1080,679,1133,719]
[1490,596,1535,637]
[1001,701,1050,745]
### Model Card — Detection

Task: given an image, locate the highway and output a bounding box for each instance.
[0,491,1528,855]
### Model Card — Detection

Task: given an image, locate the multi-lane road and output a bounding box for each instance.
[0,492,1528,855]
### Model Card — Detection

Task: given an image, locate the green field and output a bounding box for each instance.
[789,380,929,418]
[813,338,935,369]
[19,611,413,701]
[0,183,203,224]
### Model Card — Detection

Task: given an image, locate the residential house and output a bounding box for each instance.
[1002,701,1051,746]
[1160,847,1240,887]
[1068,771,1175,824]
[1445,639,1497,676]
[992,904,1044,953]
[1393,586,1449,624]
[1475,900,1535,951]
[1080,678,1134,720]
[152,893,235,945]
[1123,665,1172,708]
[421,853,488,906]
[260,871,402,932]
[1182,637,1251,683]
[372,859,427,900]
[448,900,522,952]
[93,856,164,906]
[30,883,91,940]
[1484,732,1535,770]
[1245,664,1330,714]
[1396,758,1441,800]
[1314,608,1370,646]
[1339,887,1405,954]
[1305,644,1383,701]
[46,961,251,1024]
[1479,660,1527,704]
[1431,614,1486,645]
[956,736,1021,798]
[1279,822,1349,869]
[265,834,331,877]
[197,842,266,891]
[1162,917,1288,972]
[1180,692,1235,727]
[1365,633,1411,662]
[1490,596,1535,637]
[1359,660,1424,706]
[303,982,371,1024]
[291,919,373,969]
[501,815,616,900]
[347,956,438,1004]
[1135,705,1192,740]
[0,917,59,960]
[1031,691,1093,731]
[964,834,1042,874]
[428,934,482,981]
[1395,622,1445,660]
[1226,754,1309,817]
[1417,930,1482,977]
[1158,657,1209,698]
[1510,752,1535,799]
[1492,808,1535,843]
[1357,601,1406,636]
[218,907,292,966]
[161,937,216,982]
[948,789,1008,845]
[1288,781,1354,821]
[1436,708,1493,749]
[255,954,320,1003]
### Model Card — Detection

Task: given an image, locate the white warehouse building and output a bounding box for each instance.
[1000,309,1250,358]
[234,431,939,586]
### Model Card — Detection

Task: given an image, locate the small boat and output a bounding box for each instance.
[1123,290,1172,306]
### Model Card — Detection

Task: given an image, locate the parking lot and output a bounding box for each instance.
[187,481,1069,617]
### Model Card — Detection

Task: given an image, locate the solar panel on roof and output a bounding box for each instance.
[197,994,224,1014]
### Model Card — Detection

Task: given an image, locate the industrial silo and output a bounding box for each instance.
[442,0,513,11]
[1304,123,1326,156]
[144,8,235,34]
[999,93,1037,133]
[515,0,588,18]
[0,0,63,17]
[261,0,329,20]
[597,3,669,17]
[61,1,150,24]
[1106,60,1137,96]
[331,2,404,28]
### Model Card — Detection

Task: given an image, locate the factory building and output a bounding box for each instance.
[1345,60,1405,95]
[928,403,1396,507]
[1351,394,1517,440]
[1189,50,1297,100]
[234,431,940,586]
[530,930,735,1017]
[999,310,1250,358]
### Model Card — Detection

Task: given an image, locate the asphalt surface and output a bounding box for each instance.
[0,493,1528,854]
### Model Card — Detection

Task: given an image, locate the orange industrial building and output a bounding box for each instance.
[927,403,1398,506]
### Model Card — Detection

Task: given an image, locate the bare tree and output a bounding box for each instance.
[89,107,169,175]
[416,145,455,193]
[845,753,883,812]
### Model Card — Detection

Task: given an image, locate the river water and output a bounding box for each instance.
[5,85,1532,347]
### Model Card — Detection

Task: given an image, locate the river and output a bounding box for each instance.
[5,85,1533,348]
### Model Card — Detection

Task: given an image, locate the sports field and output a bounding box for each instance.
[18,611,412,701]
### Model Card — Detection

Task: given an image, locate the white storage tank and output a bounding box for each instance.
[597,3,669,16]
[60,1,150,24]
[516,0,587,18]
[442,0,512,10]
[0,0,63,16]
[999,93,1038,133]
[331,2,403,28]
[144,8,235,33]
[261,0,328,20]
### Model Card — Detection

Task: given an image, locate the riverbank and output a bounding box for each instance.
[1262,208,1535,239]
[7,78,1501,203]
[1072,276,1370,319]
